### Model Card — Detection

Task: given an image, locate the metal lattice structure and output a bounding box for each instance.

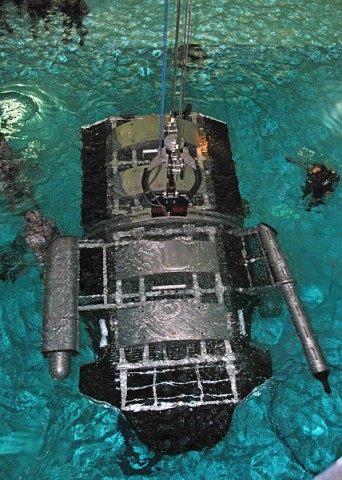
[42,112,330,455]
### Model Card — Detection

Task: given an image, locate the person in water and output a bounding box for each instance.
[0,1,14,36]
[0,132,36,211]
[0,131,15,161]
[286,157,340,210]
[0,209,60,282]
[58,0,89,46]
[24,209,60,264]
[177,43,207,68]
[25,0,54,39]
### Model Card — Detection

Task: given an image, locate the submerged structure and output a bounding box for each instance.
[41,0,331,455]
[42,111,331,454]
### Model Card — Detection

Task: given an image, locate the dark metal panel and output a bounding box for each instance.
[199,115,244,219]
[81,119,112,231]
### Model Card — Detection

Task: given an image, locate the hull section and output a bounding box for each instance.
[41,113,330,453]
[77,113,272,453]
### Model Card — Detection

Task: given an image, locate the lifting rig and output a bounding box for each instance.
[41,0,331,455]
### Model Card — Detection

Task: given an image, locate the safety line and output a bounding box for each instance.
[158,0,169,151]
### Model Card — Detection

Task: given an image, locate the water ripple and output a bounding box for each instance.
[0,83,61,141]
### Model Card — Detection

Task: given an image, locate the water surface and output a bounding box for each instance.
[0,1,341,478]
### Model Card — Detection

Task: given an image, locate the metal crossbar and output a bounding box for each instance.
[117,339,239,412]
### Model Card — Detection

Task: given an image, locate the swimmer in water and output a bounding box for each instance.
[58,0,90,46]
[0,131,15,161]
[0,132,37,211]
[24,209,60,264]
[286,157,340,211]
[0,210,60,282]
[177,43,207,68]
[25,0,54,39]
[0,1,14,36]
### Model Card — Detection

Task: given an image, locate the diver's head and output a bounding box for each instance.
[25,209,42,224]
[311,166,322,174]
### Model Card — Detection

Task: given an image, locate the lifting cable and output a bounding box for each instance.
[177,0,192,149]
[177,0,192,116]
[170,0,182,117]
[158,0,193,153]
[158,0,169,151]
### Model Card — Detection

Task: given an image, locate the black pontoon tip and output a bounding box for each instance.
[314,370,332,394]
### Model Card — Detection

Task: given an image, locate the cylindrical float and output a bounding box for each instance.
[258,223,331,394]
[42,236,80,380]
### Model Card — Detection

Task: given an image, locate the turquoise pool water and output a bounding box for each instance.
[0,0,341,478]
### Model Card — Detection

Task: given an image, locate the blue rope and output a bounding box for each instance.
[158,0,169,151]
